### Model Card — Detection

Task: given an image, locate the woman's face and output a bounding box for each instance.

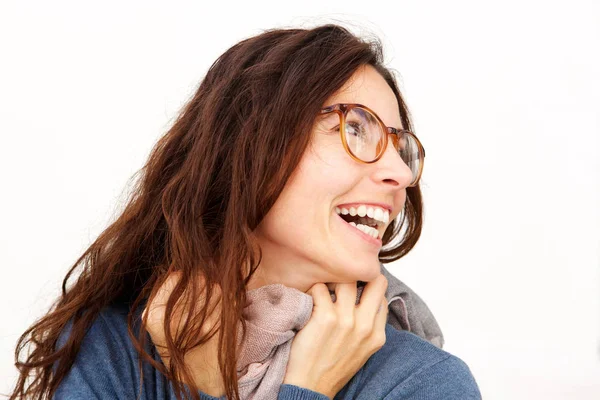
[251,65,414,292]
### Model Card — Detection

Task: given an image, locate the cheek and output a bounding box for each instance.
[258,142,360,242]
[261,205,310,242]
[300,143,360,198]
[255,174,317,243]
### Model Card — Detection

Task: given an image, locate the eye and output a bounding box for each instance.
[345,121,359,136]
[332,122,359,133]
[345,121,367,139]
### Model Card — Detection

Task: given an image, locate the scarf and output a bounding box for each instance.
[233,263,444,400]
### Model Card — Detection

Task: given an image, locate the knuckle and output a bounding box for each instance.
[312,282,328,293]
[371,331,387,349]
[144,306,163,328]
[355,323,373,339]
[337,315,355,331]
[318,311,337,328]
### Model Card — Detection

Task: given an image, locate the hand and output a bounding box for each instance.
[142,272,226,398]
[282,274,389,399]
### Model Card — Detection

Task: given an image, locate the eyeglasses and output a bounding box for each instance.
[319,103,425,187]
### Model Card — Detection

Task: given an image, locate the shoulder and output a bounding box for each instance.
[54,302,173,400]
[335,324,482,400]
[56,302,142,360]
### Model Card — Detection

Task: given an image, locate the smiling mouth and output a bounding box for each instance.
[335,208,385,240]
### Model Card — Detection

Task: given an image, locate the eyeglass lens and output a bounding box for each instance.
[344,107,422,185]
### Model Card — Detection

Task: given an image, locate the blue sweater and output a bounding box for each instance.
[53,303,482,399]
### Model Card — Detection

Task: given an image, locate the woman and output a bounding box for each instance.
[10,24,482,399]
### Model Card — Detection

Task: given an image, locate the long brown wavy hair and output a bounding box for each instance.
[8,23,423,400]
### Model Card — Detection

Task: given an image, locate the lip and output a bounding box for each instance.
[335,202,393,214]
[335,213,383,248]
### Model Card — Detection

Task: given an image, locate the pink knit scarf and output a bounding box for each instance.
[233,283,369,400]
[230,266,445,400]
[234,283,314,400]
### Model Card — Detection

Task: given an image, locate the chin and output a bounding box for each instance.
[334,255,381,282]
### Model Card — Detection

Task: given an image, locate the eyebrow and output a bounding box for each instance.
[320,103,403,130]
[354,108,379,125]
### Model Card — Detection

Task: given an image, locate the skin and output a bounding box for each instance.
[247,64,414,293]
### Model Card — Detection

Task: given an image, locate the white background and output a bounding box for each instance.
[1,1,599,398]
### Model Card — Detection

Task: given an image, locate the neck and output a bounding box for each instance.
[245,240,330,293]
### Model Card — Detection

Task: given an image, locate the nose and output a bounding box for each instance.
[370,136,414,188]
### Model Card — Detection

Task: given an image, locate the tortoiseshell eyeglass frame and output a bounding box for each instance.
[319,103,425,187]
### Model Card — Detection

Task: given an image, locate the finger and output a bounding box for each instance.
[308,283,335,312]
[200,283,223,333]
[372,296,389,345]
[144,272,183,343]
[375,296,389,325]
[149,271,183,312]
[355,274,388,321]
[146,271,210,339]
[333,281,358,314]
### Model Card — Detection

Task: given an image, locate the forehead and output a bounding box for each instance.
[323,65,403,128]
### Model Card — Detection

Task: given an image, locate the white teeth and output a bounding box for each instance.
[335,204,390,226]
[367,227,377,238]
[374,208,383,222]
[349,222,356,227]
[354,223,379,239]
[357,205,367,217]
